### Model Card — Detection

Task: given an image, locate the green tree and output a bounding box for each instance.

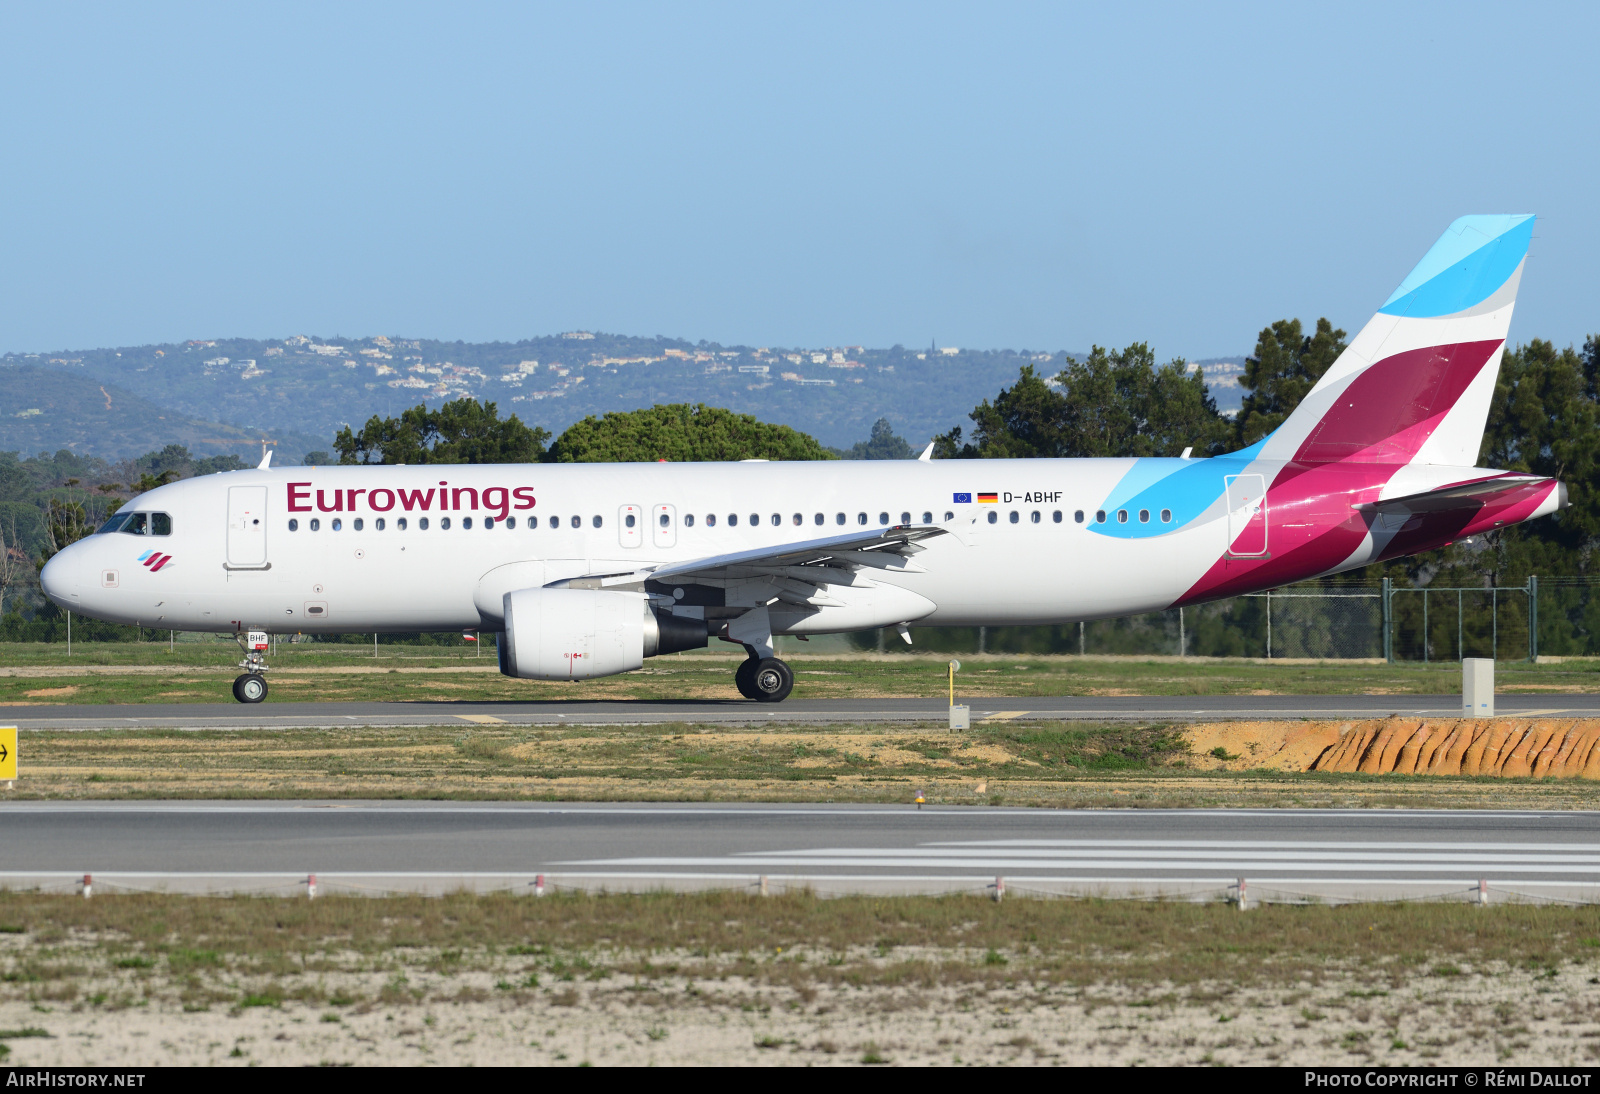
[844,418,916,460]
[1234,318,1347,447]
[547,404,834,462]
[333,399,550,465]
[935,346,1229,459]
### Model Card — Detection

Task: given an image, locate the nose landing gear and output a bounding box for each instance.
[734,649,793,703]
[232,629,270,704]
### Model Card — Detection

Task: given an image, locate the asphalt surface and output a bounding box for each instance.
[3,693,1599,730]
[3,802,1598,901]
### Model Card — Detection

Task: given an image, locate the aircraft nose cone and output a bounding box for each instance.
[39,547,80,609]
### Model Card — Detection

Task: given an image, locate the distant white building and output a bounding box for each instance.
[939,347,960,356]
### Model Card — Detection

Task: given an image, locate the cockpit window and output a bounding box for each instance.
[98,511,172,536]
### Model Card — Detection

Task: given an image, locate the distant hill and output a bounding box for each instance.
[4,335,1247,457]
[0,366,322,461]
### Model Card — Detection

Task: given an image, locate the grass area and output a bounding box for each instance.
[3,890,1597,990]
[3,891,1600,1066]
[6,643,1600,705]
[7,721,1600,809]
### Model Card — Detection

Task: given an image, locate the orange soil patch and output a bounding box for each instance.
[1184,717,1600,778]
[22,686,78,698]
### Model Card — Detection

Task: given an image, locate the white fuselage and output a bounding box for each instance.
[42,456,1549,637]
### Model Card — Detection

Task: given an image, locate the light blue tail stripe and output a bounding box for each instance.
[1379,214,1534,319]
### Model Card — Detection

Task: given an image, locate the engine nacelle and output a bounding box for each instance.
[499,587,707,680]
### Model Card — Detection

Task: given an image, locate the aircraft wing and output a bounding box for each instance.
[1354,474,1557,516]
[547,525,949,595]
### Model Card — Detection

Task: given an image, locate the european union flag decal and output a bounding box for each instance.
[952,492,972,504]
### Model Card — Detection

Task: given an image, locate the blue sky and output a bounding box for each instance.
[2,2,1595,359]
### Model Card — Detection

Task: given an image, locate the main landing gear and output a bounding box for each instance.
[735,649,793,703]
[232,629,270,704]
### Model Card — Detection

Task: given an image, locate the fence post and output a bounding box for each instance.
[1382,578,1392,663]
[1423,588,1429,663]
[1528,576,1538,662]
[1492,588,1498,660]
[1265,589,1271,659]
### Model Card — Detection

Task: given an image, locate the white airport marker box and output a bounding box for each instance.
[949,705,970,730]
[1463,658,1494,718]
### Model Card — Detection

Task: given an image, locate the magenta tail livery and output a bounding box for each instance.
[41,216,1564,702]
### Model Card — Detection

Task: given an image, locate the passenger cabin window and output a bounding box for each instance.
[814,513,824,525]
[857,513,867,525]
[419,517,429,530]
[659,513,670,527]
[943,511,954,521]
[1030,511,1041,523]
[332,518,343,531]
[728,514,738,526]
[506,516,516,529]
[1116,510,1128,523]
[310,518,321,531]
[462,517,473,529]
[288,519,299,532]
[921,511,932,524]
[570,515,580,529]
[592,515,602,528]
[792,513,802,526]
[1053,510,1063,523]
[749,513,759,526]
[625,514,636,528]
[836,513,846,525]
[1095,510,1106,523]
[1009,511,1020,524]
[440,517,450,530]
[398,518,407,530]
[986,511,998,524]
[900,512,910,525]
[685,514,695,527]
[879,512,889,525]
[1074,510,1084,523]
[484,517,494,529]
[706,514,717,527]
[769,513,780,526]
[354,518,365,531]
[1161,509,1172,523]
[376,518,386,530]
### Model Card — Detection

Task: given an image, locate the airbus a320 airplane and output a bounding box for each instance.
[42,215,1564,704]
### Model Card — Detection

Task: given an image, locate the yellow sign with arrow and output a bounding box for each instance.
[0,726,15,781]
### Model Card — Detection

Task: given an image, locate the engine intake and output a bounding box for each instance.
[500,587,707,680]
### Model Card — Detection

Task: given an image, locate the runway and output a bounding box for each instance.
[4,692,1598,730]
[3,801,1599,902]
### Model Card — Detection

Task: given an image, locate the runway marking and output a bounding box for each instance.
[1505,708,1577,717]
[456,715,507,725]
[980,711,1029,722]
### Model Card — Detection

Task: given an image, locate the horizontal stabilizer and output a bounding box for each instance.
[1354,475,1559,516]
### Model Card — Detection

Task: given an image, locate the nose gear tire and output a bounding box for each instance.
[751,657,793,703]
[232,673,268,704]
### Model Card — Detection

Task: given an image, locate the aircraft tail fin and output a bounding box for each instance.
[1255,214,1534,467]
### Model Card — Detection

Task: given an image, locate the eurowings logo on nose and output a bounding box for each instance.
[137,550,173,572]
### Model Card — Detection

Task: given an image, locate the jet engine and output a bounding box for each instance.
[498,587,708,680]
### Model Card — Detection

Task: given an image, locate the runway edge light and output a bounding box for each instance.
[0,726,16,785]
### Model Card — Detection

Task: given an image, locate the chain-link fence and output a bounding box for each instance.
[867,576,1600,661]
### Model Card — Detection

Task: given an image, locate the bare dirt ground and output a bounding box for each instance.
[4,900,1599,1067]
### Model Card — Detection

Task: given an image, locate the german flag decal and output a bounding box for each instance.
[977,492,999,504]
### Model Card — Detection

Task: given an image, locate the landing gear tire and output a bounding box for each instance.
[750,658,793,703]
[232,673,268,704]
[734,657,761,700]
